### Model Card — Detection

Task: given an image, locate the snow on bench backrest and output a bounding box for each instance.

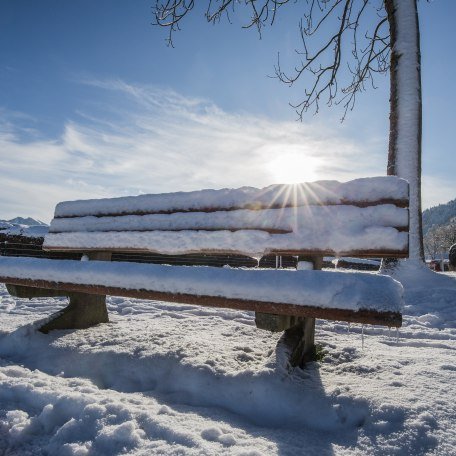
[53,176,409,217]
[44,176,409,258]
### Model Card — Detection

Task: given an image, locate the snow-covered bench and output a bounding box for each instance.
[0,176,408,366]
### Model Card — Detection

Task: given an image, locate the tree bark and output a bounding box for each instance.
[385,0,424,261]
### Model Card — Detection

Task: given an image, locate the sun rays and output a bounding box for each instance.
[266,148,322,184]
[253,180,339,239]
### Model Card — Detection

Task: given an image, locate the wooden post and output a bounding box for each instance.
[255,254,291,331]
[254,254,321,366]
[284,255,322,367]
[38,252,111,333]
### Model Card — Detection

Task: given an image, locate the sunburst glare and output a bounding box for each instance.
[265,147,322,184]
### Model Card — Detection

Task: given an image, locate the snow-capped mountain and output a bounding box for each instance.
[7,217,47,226]
[0,217,49,238]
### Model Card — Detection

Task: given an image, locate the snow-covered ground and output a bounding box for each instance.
[0,263,455,455]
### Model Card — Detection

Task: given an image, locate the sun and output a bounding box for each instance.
[266,147,322,184]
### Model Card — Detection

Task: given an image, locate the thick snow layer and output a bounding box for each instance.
[44,227,408,256]
[0,256,403,312]
[49,204,408,234]
[44,224,408,257]
[0,268,455,455]
[53,176,409,218]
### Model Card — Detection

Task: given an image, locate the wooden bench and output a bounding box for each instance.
[0,176,408,366]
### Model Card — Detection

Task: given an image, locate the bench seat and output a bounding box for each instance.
[0,256,403,327]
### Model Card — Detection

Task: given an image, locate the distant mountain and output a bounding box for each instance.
[0,217,48,239]
[422,198,456,234]
[7,217,47,226]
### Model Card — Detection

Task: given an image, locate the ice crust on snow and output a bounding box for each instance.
[0,256,403,312]
[53,176,409,218]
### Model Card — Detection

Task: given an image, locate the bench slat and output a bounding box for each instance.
[44,227,408,257]
[0,277,402,327]
[0,256,403,327]
[53,177,409,218]
[43,245,408,258]
[48,205,408,234]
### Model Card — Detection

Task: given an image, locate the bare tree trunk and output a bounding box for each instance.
[385,0,424,261]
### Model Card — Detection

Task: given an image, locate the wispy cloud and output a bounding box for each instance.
[0,79,400,222]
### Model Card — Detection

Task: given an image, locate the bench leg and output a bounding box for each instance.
[38,251,111,334]
[286,255,322,366]
[39,292,109,333]
[280,255,321,367]
[284,317,317,368]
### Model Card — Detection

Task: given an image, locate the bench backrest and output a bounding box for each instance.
[44,176,409,258]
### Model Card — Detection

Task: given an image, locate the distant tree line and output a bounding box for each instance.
[424,217,456,260]
[422,198,456,235]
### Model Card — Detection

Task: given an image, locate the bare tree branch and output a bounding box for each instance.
[152,0,391,120]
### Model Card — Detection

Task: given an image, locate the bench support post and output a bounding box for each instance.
[284,255,321,367]
[38,252,111,333]
[285,316,317,367]
[255,255,294,332]
[255,255,321,367]
[39,291,109,333]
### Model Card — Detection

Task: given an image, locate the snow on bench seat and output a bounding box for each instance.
[0,256,403,327]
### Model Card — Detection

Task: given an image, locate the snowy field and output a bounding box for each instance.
[0,264,455,455]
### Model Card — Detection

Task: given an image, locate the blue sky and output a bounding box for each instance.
[0,0,454,222]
